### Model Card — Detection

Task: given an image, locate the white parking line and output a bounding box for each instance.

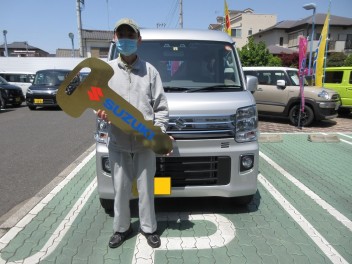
[260,151,352,232]
[259,174,348,264]
[0,148,96,264]
[337,133,352,139]
[132,213,236,264]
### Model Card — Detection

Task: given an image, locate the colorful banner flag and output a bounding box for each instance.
[314,12,330,86]
[224,0,231,36]
[299,36,308,112]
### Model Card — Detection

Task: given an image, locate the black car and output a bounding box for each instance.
[0,76,25,109]
[26,69,76,110]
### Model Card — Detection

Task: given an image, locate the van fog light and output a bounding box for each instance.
[102,157,111,173]
[240,154,254,172]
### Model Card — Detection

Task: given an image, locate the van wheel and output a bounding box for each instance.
[338,108,351,116]
[289,105,314,126]
[232,195,254,206]
[100,198,114,215]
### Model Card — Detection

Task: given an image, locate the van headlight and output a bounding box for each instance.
[235,105,258,142]
[318,90,330,100]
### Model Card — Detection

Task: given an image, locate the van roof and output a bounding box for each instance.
[242,66,298,71]
[139,29,234,43]
[325,67,352,70]
[0,71,35,74]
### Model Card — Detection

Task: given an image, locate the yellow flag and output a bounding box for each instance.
[315,12,330,86]
[224,0,231,36]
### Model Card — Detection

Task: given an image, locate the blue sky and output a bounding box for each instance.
[1,0,351,54]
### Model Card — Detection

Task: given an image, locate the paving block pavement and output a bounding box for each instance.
[0,133,351,263]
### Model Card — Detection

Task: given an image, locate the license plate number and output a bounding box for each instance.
[34,99,43,104]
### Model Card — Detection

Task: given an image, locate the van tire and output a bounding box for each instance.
[338,108,351,116]
[288,104,314,126]
[232,195,254,206]
[100,198,114,215]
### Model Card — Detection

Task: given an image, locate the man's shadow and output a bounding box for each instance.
[128,190,261,234]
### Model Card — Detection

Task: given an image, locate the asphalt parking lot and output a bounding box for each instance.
[0,115,351,264]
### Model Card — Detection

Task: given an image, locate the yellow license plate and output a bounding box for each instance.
[34,99,43,104]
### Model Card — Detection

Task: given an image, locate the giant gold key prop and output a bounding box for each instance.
[56,57,173,155]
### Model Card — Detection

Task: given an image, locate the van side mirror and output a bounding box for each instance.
[246,75,258,93]
[277,80,286,88]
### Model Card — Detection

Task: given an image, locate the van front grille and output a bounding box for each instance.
[155,156,231,187]
[167,115,236,139]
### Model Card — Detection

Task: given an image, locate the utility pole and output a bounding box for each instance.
[76,0,84,57]
[179,0,183,29]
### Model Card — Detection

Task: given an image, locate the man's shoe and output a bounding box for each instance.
[109,225,133,248]
[140,229,161,248]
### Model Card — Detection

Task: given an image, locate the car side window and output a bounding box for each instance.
[349,71,352,84]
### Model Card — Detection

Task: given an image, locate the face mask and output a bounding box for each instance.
[116,39,138,56]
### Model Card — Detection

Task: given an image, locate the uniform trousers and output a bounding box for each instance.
[109,148,157,234]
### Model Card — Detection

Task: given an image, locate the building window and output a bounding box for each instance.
[345,34,352,50]
[248,29,252,36]
[279,37,284,46]
[231,29,242,38]
[288,30,304,47]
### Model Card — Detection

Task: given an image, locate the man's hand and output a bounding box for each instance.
[97,109,110,123]
[165,135,174,156]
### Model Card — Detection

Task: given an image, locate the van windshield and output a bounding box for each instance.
[33,71,68,86]
[110,40,243,92]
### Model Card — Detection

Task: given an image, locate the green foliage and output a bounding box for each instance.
[239,37,280,66]
[344,54,352,66]
[268,55,282,66]
[326,52,347,67]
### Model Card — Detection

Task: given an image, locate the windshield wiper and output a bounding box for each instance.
[184,85,241,93]
[163,86,190,92]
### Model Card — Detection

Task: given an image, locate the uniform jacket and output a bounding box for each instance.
[107,56,169,153]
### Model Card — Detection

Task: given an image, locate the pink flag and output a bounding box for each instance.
[299,36,308,112]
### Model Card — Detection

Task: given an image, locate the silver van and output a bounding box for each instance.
[0,72,35,98]
[95,29,259,212]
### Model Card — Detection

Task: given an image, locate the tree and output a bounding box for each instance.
[326,52,347,67]
[278,53,299,68]
[239,37,281,66]
[344,54,352,66]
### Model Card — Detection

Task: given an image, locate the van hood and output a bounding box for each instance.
[165,91,256,116]
[0,84,22,90]
[28,84,60,90]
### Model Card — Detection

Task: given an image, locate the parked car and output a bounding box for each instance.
[0,71,35,98]
[26,69,77,110]
[243,66,340,126]
[0,76,25,108]
[94,29,259,213]
[324,66,352,115]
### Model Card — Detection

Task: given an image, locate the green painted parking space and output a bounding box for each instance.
[0,134,351,263]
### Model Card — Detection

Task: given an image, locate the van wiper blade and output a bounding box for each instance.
[185,85,241,93]
[163,86,190,92]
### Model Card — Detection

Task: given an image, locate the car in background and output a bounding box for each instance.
[243,66,340,126]
[0,72,35,98]
[324,66,352,115]
[0,76,25,109]
[26,69,78,110]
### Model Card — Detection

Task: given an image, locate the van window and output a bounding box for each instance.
[110,40,243,90]
[33,71,68,85]
[0,73,34,83]
[325,71,343,84]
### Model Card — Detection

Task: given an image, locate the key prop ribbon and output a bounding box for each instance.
[56,57,172,155]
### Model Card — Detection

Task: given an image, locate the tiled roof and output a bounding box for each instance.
[82,29,113,41]
[0,41,37,49]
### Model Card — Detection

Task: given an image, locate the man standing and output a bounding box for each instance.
[97,18,170,249]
